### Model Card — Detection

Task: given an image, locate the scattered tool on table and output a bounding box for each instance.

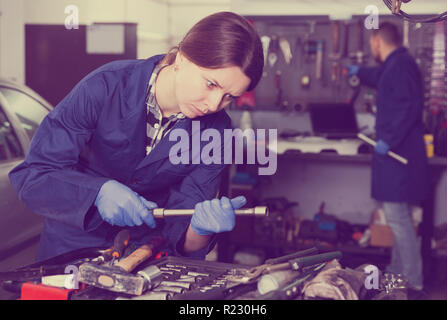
[78,237,165,295]
[225,247,340,284]
[107,229,130,266]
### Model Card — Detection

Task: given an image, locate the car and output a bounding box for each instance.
[0,78,54,271]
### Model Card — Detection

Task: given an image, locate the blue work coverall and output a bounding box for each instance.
[357,47,429,203]
[9,54,232,261]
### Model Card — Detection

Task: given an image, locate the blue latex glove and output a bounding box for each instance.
[95,180,157,227]
[374,139,390,155]
[346,65,360,76]
[190,196,247,236]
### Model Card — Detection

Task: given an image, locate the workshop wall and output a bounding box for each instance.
[0,0,25,83]
[229,15,442,114]
[0,0,230,84]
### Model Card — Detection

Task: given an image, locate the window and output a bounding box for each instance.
[0,87,49,139]
[0,108,23,160]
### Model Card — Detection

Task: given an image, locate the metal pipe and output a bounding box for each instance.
[152,206,269,218]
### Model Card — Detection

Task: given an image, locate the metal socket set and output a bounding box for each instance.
[122,256,251,300]
[71,256,251,300]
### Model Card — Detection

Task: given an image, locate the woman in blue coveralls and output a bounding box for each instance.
[9,12,264,262]
[347,22,428,291]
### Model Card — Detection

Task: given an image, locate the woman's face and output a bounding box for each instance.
[173,52,251,119]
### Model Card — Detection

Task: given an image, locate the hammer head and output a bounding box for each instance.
[79,263,146,296]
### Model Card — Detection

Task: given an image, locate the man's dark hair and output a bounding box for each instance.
[372,22,402,46]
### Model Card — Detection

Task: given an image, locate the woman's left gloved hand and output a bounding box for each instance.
[190,196,247,236]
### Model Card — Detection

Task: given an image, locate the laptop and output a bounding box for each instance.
[308,103,359,139]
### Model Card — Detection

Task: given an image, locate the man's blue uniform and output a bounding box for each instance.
[357,46,428,288]
[358,47,428,203]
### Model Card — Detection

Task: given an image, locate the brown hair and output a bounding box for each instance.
[372,22,402,46]
[160,11,264,91]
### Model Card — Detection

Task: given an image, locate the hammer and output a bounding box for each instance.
[78,237,165,295]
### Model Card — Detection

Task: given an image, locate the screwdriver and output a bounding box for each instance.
[103,229,130,266]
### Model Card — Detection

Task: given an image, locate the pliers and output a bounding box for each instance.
[227,248,342,284]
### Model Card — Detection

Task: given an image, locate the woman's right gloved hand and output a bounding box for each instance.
[94,180,157,228]
[190,196,247,236]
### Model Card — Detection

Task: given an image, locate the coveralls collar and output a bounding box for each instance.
[383,46,407,67]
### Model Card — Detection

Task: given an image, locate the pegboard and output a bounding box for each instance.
[231,15,446,117]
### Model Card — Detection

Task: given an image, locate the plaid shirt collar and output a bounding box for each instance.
[145,62,185,155]
[146,62,185,121]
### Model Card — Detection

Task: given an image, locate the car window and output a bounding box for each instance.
[0,108,23,160]
[0,87,49,139]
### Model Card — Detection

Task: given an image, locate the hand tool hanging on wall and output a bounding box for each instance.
[304,39,317,62]
[291,36,302,66]
[274,70,285,109]
[331,20,341,59]
[343,21,350,59]
[261,35,271,77]
[268,35,279,68]
[354,19,365,65]
[303,39,320,84]
[330,21,342,83]
[292,36,305,110]
[279,36,293,65]
[299,21,317,90]
[347,20,365,88]
[403,20,410,48]
[315,40,324,80]
[329,20,343,101]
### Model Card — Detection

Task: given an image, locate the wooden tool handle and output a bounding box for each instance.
[386,150,408,165]
[115,237,165,273]
[357,133,408,165]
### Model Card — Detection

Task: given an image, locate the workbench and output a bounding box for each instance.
[221,149,447,286]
